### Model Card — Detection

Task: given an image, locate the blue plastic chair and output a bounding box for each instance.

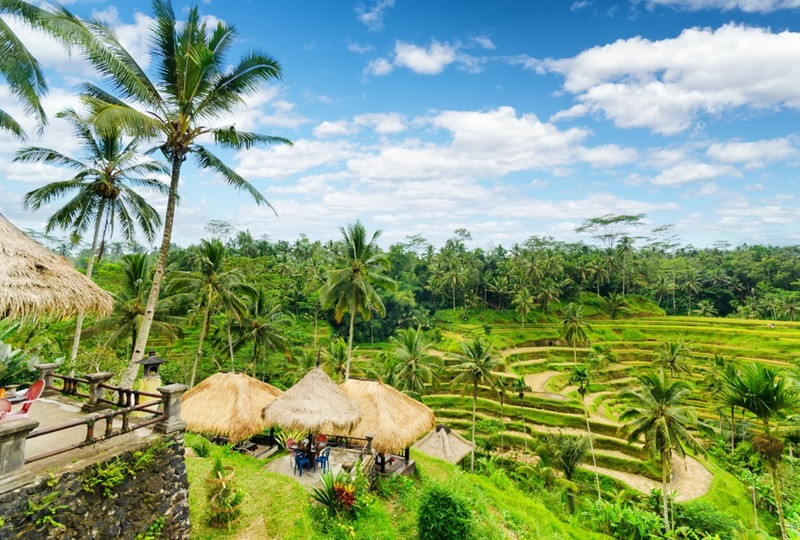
[315,447,331,474]
[293,450,310,477]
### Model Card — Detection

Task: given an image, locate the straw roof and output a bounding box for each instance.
[181,372,283,442]
[0,214,113,319]
[412,425,474,464]
[262,366,361,433]
[328,379,436,454]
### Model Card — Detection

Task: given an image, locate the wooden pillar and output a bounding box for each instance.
[404,446,410,463]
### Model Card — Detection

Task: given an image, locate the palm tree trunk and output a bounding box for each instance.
[190,293,212,387]
[662,449,671,532]
[121,156,183,388]
[731,406,736,454]
[471,380,477,473]
[500,396,504,454]
[751,473,759,532]
[452,284,456,311]
[772,465,788,540]
[227,323,235,371]
[573,344,577,365]
[584,400,602,501]
[520,396,527,451]
[345,305,356,381]
[69,200,105,364]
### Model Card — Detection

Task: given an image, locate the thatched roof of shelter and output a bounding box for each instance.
[181,372,283,442]
[328,379,436,454]
[262,367,361,433]
[412,425,474,464]
[0,214,113,319]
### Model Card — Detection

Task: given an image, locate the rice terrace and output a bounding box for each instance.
[0,1,800,539]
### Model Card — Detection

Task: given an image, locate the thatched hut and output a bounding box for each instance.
[413,425,474,464]
[262,366,361,434]
[0,214,113,319]
[181,372,283,442]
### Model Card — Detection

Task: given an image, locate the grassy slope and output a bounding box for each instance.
[185,436,609,539]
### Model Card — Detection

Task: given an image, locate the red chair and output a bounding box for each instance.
[286,437,297,450]
[0,398,11,421]
[4,379,44,420]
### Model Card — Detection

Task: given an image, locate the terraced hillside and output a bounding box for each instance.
[421,314,799,510]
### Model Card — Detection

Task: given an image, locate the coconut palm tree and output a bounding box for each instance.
[587,258,609,297]
[605,292,626,319]
[232,288,291,373]
[168,239,251,387]
[324,338,349,382]
[69,1,291,387]
[693,299,718,318]
[494,376,509,453]
[512,375,531,451]
[535,278,561,314]
[721,363,800,540]
[366,351,401,388]
[512,287,535,329]
[19,109,168,365]
[320,221,395,381]
[541,432,589,513]
[654,341,692,378]
[619,371,704,532]
[569,366,601,500]
[391,327,441,399]
[450,336,501,472]
[560,303,589,364]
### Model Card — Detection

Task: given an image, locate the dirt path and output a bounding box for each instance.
[523,371,569,401]
[501,346,590,357]
[589,456,712,502]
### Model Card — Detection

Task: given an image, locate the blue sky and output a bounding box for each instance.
[2,0,800,249]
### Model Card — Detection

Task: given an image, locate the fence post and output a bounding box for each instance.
[81,372,114,413]
[156,384,188,435]
[0,419,39,495]
[34,363,60,397]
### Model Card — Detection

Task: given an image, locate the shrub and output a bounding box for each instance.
[582,500,664,540]
[310,469,360,517]
[417,483,473,540]
[206,458,244,528]
[189,436,211,458]
[675,501,738,539]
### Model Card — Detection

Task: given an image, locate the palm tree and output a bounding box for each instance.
[85,253,181,356]
[233,289,291,374]
[367,352,401,388]
[587,258,609,296]
[682,271,702,315]
[535,278,561,314]
[569,366,601,500]
[320,221,395,381]
[654,341,692,378]
[693,299,718,317]
[391,327,441,399]
[541,433,589,513]
[512,376,531,451]
[605,292,626,319]
[19,109,167,365]
[487,274,510,310]
[71,1,291,387]
[450,336,501,472]
[560,303,590,364]
[722,363,800,540]
[494,376,509,454]
[324,338,349,382]
[168,239,250,387]
[512,287,535,329]
[619,371,704,532]
[783,296,799,321]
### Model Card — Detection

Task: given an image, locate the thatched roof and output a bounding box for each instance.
[181,372,283,442]
[328,379,436,454]
[412,425,474,464]
[262,367,361,433]
[0,214,113,319]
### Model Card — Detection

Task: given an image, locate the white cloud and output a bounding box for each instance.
[394,41,457,75]
[644,0,800,12]
[347,41,374,54]
[356,0,395,31]
[706,138,797,168]
[652,161,741,185]
[472,36,496,50]
[543,24,800,134]
[365,57,394,76]
[236,139,358,179]
[313,121,352,138]
[353,113,407,134]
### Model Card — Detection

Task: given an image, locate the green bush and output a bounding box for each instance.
[417,482,473,540]
[582,500,664,540]
[675,501,738,539]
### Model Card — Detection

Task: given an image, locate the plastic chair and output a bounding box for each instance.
[293,450,310,477]
[0,398,11,421]
[4,379,44,420]
[315,447,331,474]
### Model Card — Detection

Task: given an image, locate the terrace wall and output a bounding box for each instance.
[0,433,190,540]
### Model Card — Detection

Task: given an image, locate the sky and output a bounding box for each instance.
[2,0,800,250]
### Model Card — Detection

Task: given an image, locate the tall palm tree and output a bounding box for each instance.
[449,336,501,472]
[619,371,704,532]
[494,376,509,454]
[512,287,535,329]
[587,258,609,297]
[320,221,395,381]
[722,363,800,540]
[560,303,590,364]
[85,253,181,356]
[654,341,692,378]
[232,288,291,374]
[512,376,531,451]
[569,366,601,500]
[535,278,561,314]
[682,271,702,315]
[68,1,291,387]
[168,239,250,387]
[324,338,349,382]
[391,327,441,399]
[366,351,401,388]
[19,109,167,365]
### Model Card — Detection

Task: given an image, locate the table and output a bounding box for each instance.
[4,392,23,405]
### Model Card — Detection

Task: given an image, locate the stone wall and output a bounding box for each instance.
[0,434,190,540]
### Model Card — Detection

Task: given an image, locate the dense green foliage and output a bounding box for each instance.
[416,483,473,540]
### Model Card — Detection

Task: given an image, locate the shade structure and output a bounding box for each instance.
[262,366,361,433]
[181,372,283,442]
[412,425,474,464]
[328,379,436,454]
[0,214,113,319]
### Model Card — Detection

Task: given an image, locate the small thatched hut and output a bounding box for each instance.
[413,425,474,464]
[331,379,436,456]
[0,214,113,319]
[262,366,361,434]
[182,372,283,442]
